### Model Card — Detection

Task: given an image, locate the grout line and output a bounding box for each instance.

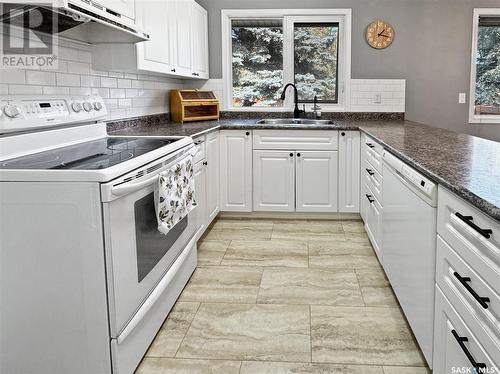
[173,302,202,358]
[353,270,367,307]
[309,304,313,363]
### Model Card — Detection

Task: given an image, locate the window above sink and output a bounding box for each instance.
[222,9,352,113]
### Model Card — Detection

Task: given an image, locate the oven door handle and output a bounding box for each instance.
[111,174,159,197]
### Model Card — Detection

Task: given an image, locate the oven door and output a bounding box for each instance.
[101,145,197,337]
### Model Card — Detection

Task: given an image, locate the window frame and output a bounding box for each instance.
[221,9,352,112]
[469,8,500,124]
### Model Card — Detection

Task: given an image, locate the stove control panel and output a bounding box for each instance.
[0,96,107,134]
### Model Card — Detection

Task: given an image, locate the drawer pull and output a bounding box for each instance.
[451,329,487,372]
[366,168,375,176]
[455,212,493,239]
[366,143,375,149]
[453,272,490,309]
[366,194,375,204]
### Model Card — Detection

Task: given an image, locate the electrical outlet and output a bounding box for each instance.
[374,93,382,104]
[458,93,466,104]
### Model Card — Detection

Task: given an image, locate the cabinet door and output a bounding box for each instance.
[194,160,207,239]
[338,131,360,213]
[220,130,252,212]
[173,0,193,76]
[135,0,174,74]
[191,2,209,78]
[364,184,382,259]
[296,151,338,212]
[101,0,135,19]
[253,150,295,212]
[206,131,220,224]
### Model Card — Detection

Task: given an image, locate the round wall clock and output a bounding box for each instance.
[366,20,394,49]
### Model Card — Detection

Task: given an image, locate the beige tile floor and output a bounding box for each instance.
[136,218,431,374]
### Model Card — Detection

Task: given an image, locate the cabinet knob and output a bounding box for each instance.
[245,131,250,136]
[341,132,345,136]
[289,153,294,157]
[203,161,208,166]
[171,68,176,73]
[297,153,301,157]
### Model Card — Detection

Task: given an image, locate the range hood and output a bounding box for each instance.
[0,0,150,43]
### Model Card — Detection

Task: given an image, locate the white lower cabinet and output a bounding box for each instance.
[205,131,220,224]
[219,130,253,212]
[296,151,338,212]
[253,150,295,212]
[339,131,360,212]
[193,159,207,239]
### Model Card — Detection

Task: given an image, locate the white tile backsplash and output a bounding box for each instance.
[350,79,406,112]
[0,37,186,120]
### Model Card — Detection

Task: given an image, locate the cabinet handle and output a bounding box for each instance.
[297,153,301,157]
[366,143,375,149]
[171,68,176,73]
[341,132,345,136]
[451,330,487,372]
[245,131,250,136]
[203,161,208,166]
[366,168,375,176]
[366,194,375,203]
[289,153,294,157]
[455,212,493,239]
[453,272,490,309]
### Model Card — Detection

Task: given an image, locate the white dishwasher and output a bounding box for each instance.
[382,150,438,367]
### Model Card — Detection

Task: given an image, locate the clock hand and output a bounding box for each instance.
[380,33,391,38]
[377,28,386,36]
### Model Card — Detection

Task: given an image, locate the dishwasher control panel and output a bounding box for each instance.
[383,150,437,203]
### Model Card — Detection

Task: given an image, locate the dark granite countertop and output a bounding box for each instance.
[108,118,500,222]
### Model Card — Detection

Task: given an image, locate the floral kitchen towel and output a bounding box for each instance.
[156,152,197,235]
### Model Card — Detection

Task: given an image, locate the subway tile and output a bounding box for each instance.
[0,84,8,94]
[123,73,138,80]
[81,75,101,87]
[100,77,117,88]
[108,71,124,78]
[43,86,70,95]
[0,70,25,84]
[125,88,139,98]
[26,71,56,86]
[110,88,126,99]
[56,73,80,87]
[91,88,110,98]
[118,98,132,108]
[9,84,42,95]
[117,79,131,88]
[70,87,92,96]
[67,61,91,75]
[77,50,92,63]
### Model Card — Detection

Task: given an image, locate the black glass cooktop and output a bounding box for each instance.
[1,137,178,170]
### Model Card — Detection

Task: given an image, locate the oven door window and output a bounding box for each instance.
[134,192,188,282]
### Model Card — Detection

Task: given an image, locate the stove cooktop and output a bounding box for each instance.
[0,137,180,170]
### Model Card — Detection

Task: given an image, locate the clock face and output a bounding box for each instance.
[366,20,394,49]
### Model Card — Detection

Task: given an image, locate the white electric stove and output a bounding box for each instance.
[0,96,198,374]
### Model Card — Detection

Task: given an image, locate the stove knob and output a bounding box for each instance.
[71,102,83,113]
[83,102,93,112]
[4,104,21,118]
[93,101,103,111]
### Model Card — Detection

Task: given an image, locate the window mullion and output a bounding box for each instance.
[282,16,294,110]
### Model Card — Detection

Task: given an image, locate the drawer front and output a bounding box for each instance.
[363,182,382,258]
[437,186,500,298]
[363,159,382,203]
[433,286,499,374]
[253,130,338,150]
[192,135,206,164]
[437,235,500,350]
[364,134,383,156]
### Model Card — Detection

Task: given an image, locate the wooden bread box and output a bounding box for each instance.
[170,90,220,123]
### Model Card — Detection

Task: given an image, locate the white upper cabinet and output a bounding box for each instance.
[174,0,194,76]
[135,0,175,73]
[338,131,360,213]
[191,1,209,78]
[100,0,135,19]
[92,0,209,79]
